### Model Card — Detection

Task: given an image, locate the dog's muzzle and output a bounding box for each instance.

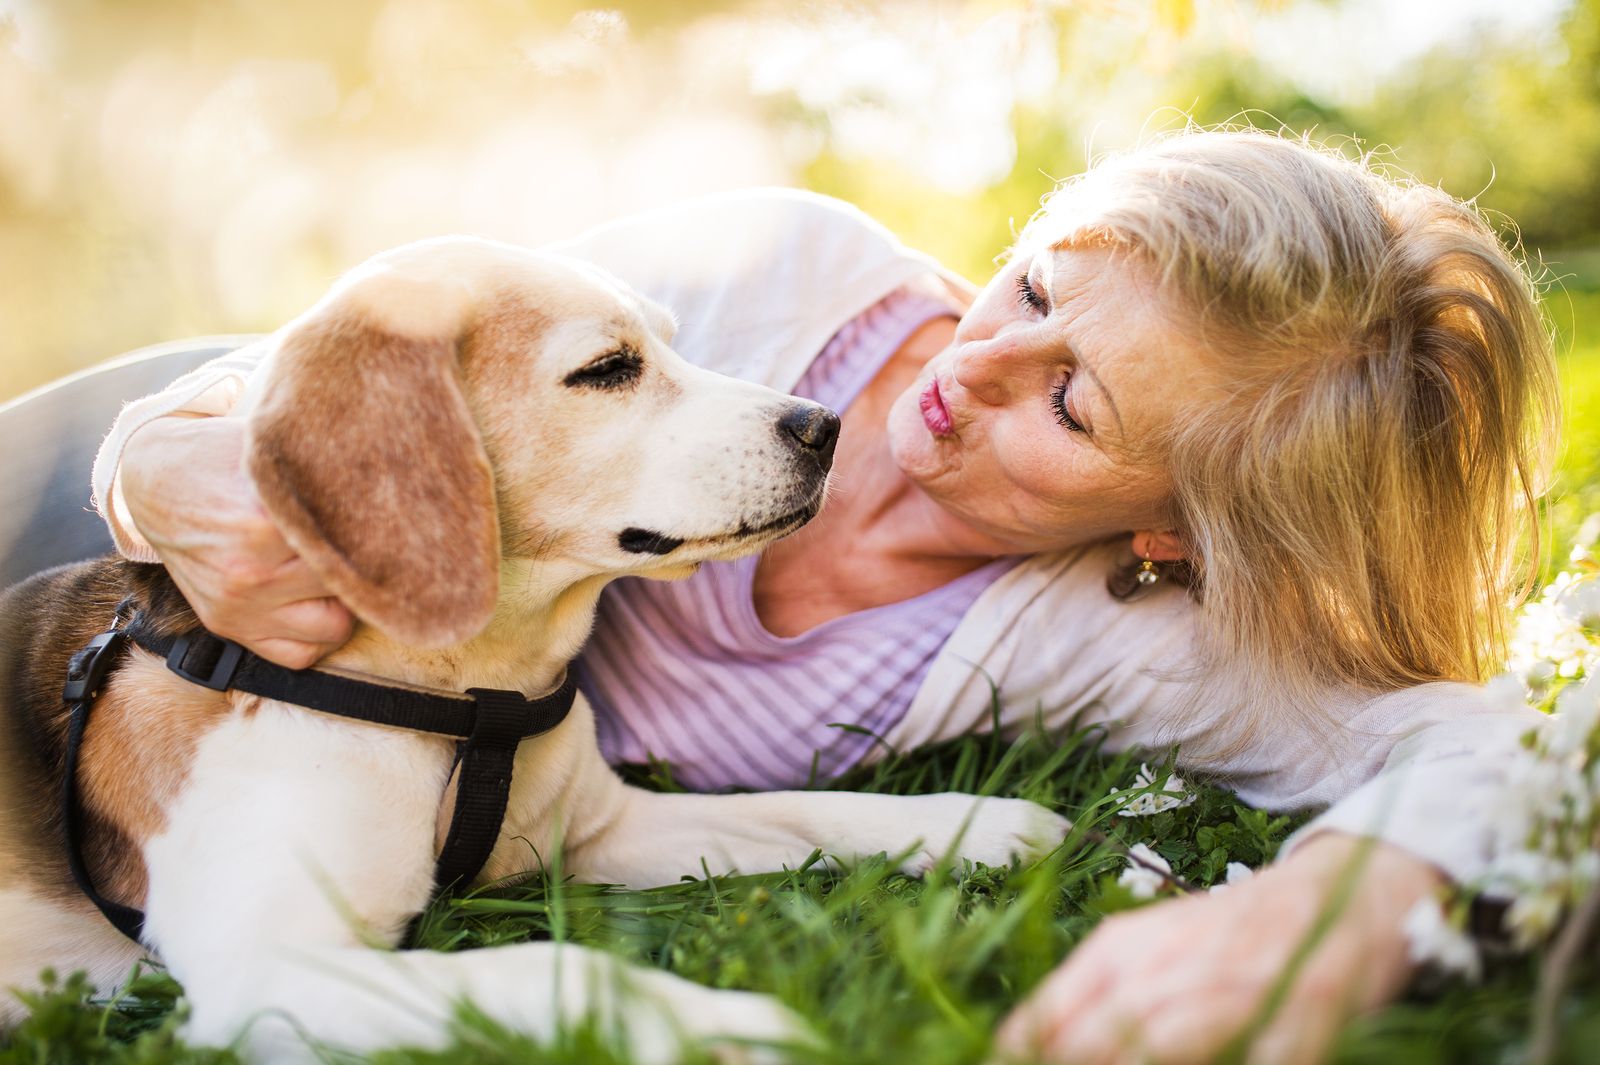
[617,401,839,556]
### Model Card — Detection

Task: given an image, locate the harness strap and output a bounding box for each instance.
[61,612,577,943]
[61,629,146,942]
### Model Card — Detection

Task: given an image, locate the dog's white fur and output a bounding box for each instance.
[1,238,1068,1063]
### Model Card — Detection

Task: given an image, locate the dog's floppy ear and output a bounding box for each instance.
[246,269,500,648]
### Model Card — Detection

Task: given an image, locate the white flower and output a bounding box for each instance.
[1208,861,1256,895]
[1468,566,1600,958]
[1109,763,1197,817]
[1552,571,1600,628]
[1548,677,1600,759]
[1117,843,1172,899]
[1506,574,1600,686]
[1488,849,1567,895]
[1402,898,1481,981]
[1506,889,1566,949]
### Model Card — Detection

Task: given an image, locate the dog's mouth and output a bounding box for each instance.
[721,500,821,544]
[618,489,825,558]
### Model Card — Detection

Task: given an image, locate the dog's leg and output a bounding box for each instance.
[0,887,146,1027]
[558,754,1070,889]
[141,704,808,1065]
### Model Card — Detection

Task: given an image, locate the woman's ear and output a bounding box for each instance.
[1132,529,1187,563]
[245,269,501,649]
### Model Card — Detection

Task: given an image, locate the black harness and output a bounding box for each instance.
[60,607,577,942]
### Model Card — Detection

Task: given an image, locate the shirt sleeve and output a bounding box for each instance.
[1272,685,1545,884]
[902,542,1545,884]
[91,342,268,560]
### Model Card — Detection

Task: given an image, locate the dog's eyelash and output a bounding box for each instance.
[564,348,643,390]
[1016,274,1048,314]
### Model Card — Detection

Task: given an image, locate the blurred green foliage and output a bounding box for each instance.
[1,0,1598,400]
[811,0,1600,290]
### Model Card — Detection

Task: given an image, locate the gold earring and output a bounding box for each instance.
[1107,551,1164,602]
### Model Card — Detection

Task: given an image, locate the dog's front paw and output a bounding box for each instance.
[893,793,1070,876]
[624,969,817,1065]
[682,986,818,1065]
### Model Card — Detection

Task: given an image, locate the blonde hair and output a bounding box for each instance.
[1024,129,1559,758]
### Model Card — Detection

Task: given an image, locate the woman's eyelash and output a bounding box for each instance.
[1051,378,1085,433]
[1016,274,1048,313]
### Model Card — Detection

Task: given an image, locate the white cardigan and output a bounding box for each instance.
[92,189,1544,884]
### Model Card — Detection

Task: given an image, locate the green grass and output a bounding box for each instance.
[7,289,1600,1065]
[6,727,1597,1065]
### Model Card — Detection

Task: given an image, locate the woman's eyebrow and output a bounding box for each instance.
[1033,262,1126,439]
[1079,362,1124,438]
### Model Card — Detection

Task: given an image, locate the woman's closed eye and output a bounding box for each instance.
[1016,273,1048,314]
[1051,377,1085,433]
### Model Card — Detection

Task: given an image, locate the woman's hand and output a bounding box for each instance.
[120,415,353,668]
[993,833,1445,1065]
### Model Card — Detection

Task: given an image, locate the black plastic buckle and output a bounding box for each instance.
[63,630,128,704]
[166,632,245,691]
[465,687,538,748]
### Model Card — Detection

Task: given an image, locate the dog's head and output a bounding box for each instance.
[244,237,837,648]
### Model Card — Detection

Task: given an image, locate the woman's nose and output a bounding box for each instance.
[952,334,1030,405]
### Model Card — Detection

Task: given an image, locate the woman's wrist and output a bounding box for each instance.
[1272,831,1447,954]
[1280,831,1446,889]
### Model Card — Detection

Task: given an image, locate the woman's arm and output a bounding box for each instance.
[904,549,1546,884]
[90,340,354,667]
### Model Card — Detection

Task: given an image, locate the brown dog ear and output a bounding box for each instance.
[245,270,500,649]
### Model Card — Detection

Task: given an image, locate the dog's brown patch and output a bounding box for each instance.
[248,275,502,649]
[74,653,239,904]
[0,560,214,906]
[459,293,557,560]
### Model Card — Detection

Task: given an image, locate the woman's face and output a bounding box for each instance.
[886,245,1218,554]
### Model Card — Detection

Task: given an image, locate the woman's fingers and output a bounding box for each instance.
[119,414,356,666]
[993,916,1145,1061]
[250,635,339,671]
[169,562,354,666]
[239,598,356,668]
[1030,911,1212,1065]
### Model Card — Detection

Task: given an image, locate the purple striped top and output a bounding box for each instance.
[575,281,1019,791]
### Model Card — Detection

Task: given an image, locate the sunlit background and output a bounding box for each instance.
[2,0,1597,403]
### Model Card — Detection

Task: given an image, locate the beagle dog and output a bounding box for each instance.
[0,238,1068,1063]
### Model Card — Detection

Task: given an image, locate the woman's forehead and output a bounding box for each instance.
[1028,248,1184,359]
[1028,247,1220,433]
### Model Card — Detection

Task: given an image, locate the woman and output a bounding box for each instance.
[86,130,1555,1062]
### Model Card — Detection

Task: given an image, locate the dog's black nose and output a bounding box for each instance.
[778,404,840,458]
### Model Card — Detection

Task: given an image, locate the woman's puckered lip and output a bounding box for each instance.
[919,376,954,436]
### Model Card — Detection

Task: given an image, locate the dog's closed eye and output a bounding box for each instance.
[564,347,643,391]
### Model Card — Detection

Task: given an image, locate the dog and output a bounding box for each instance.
[0,237,1069,1063]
